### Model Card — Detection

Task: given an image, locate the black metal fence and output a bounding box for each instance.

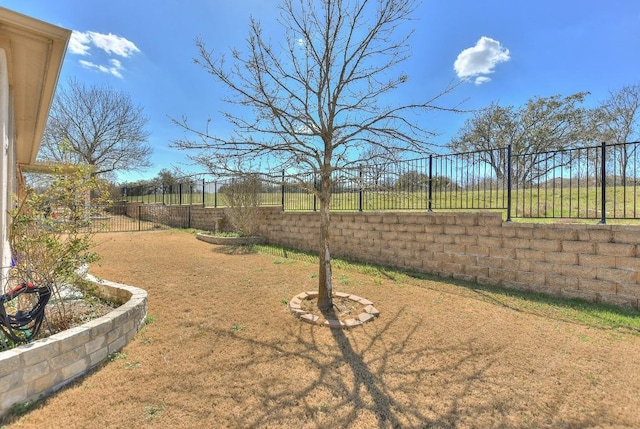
[83,204,191,233]
[121,141,640,223]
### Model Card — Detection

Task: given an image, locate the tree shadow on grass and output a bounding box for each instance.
[160,308,604,429]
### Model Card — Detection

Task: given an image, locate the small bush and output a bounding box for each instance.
[221,175,261,237]
[4,164,110,346]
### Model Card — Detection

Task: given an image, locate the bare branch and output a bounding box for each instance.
[39,78,151,176]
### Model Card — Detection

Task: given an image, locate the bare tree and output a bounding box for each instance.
[39,79,152,177]
[172,0,457,311]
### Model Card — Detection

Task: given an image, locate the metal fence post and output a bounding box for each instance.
[202,178,205,208]
[600,141,607,224]
[358,165,364,212]
[313,174,317,212]
[281,170,285,212]
[506,145,512,222]
[427,154,433,212]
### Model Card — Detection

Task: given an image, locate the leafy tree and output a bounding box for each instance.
[395,171,429,191]
[449,93,590,184]
[172,0,457,310]
[592,84,640,184]
[39,79,152,177]
[154,168,181,187]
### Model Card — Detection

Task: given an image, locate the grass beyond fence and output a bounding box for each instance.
[122,184,640,221]
[121,141,640,222]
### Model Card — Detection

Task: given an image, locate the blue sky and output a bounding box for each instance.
[3,0,639,183]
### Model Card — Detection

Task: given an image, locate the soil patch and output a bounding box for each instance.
[3,229,640,428]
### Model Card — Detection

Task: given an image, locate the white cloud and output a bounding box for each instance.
[453,36,510,84]
[69,30,140,78]
[68,32,91,55]
[474,76,492,85]
[79,58,124,79]
[86,31,140,57]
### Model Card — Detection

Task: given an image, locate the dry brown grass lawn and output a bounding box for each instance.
[3,229,640,428]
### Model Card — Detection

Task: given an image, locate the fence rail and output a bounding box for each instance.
[121,141,640,223]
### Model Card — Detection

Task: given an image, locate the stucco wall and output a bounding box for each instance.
[0,275,147,418]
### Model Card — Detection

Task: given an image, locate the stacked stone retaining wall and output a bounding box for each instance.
[254,209,640,310]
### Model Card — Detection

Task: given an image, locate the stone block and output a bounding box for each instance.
[579,254,616,269]
[562,240,596,254]
[545,274,567,289]
[324,319,343,328]
[0,350,21,377]
[50,346,85,371]
[562,264,596,279]
[562,287,597,302]
[0,385,27,411]
[503,237,531,250]
[22,360,50,383]
[615,257,640,272]
[20,339,59,367]
[60,358,89,380]
[579,278,616,294]
[108,336,127,355]
[596,267,636,284]
[30,371,61,396]
[463,265,489,279]
[88,347,109,368]
[544,251,578,265]
[363,305,380,316]
[0,371,22,393]
[358,313,374,323]
[597,242,636,257]
[489,246,515,259]
[300,314,319,324]
[616,283,640,299]
[55,327,92,353]
[515,248,546,262]
[529,239,561,252]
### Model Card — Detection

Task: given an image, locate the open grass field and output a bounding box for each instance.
[127,184,640,220]
[3,229,640,428]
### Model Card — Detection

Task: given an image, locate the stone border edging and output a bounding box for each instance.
[0,275,147,419]
[288,291,380,328]
[196,232,265,246]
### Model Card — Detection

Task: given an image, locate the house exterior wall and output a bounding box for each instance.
[0,7,70,276]
[0,48,11,271]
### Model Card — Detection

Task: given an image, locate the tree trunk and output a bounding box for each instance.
[317,178,333,312]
